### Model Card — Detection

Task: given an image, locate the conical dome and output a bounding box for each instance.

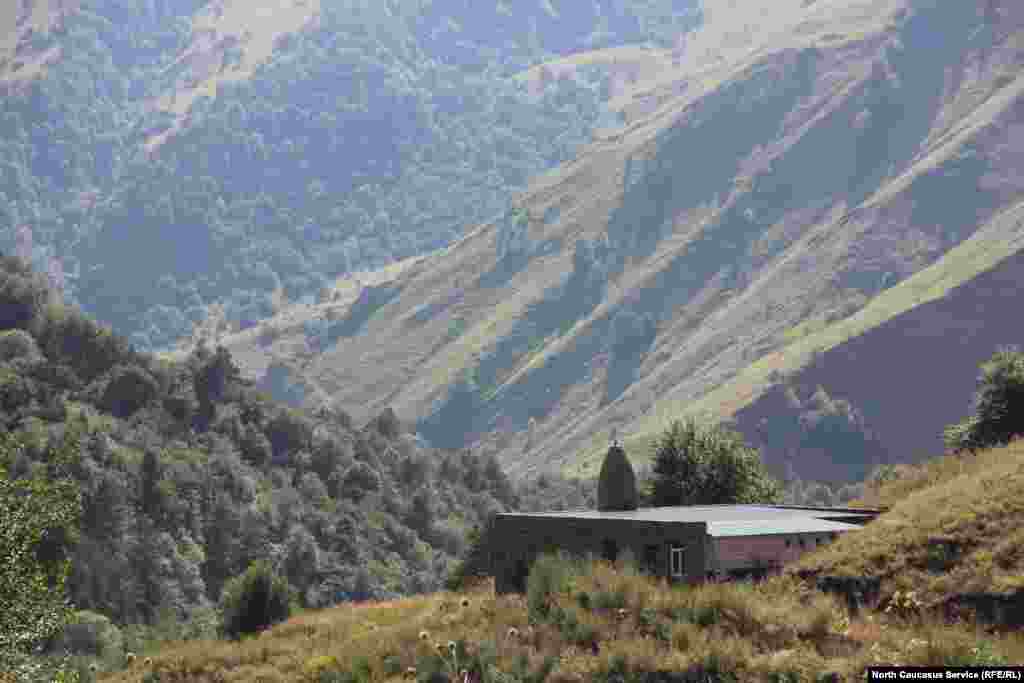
[597,442,638,511]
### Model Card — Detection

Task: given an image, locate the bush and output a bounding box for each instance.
[99,364,160,418]
[526,552,577,622]
[220,560,295,639]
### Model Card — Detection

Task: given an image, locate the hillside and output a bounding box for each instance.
[0,0,701,351]
[88,443,1024,681]
[795,437,1024,620]
[209,0,1024,483]
[732,247,1024,482]
[0,253,605,672]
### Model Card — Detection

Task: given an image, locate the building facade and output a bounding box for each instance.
[490,505,879,594]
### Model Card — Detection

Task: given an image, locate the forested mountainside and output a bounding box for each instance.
[209,0,1024,484]
[0,255,594,632]
[0,0,699,351]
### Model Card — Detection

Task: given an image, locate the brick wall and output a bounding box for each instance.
[711,531,842,573]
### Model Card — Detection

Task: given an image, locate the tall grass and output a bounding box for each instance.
[87,553,1024,683]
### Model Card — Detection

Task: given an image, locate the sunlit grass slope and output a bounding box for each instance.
[98,552,1024,683]
[795,438,1024,605]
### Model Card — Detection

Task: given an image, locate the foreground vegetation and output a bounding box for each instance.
[0,255,594,680]
[77,554,1022,683]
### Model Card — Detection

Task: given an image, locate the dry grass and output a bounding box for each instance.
[796,438,1024,604]
[94,550,1024,683]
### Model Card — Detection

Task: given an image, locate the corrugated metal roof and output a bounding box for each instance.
[707,517,864,537]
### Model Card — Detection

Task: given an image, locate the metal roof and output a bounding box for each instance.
[707,517,864,537]
[497,504,877,523]
[496,504,880,537]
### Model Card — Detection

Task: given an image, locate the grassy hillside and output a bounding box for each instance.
[92,537,1024,682]
[796,438,1024,606]
[81,438,1024,682]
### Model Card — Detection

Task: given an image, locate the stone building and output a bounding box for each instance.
[489,503,879,593]
[489,440,880,594]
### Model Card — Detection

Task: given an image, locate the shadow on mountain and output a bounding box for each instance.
[734,248,1024,481]
[327,283,402,343]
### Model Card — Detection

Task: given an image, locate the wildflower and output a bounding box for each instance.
[125,652,137,665]
[435,642,447,655]
[448,640,458,654]
[419,630,430,641]
[616,608,628,621]
[88,662,99,672]
[461,597,471,608]
[506,626,520,640]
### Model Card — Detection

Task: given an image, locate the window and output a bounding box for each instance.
[785,539,791,548]
[798,538,806,548]
[602,539,618,562]
[670,546,686,578]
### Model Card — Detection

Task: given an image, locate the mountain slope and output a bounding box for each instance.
[226,0,1024,482]
[0,0,701,350]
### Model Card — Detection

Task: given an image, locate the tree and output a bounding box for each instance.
[646,418,781,507]
[0,427,83,661]
[944,347,1024,453]
[220,560,294,639]
[193,345,241,431]
[339,461,380,503]
[597,441,638,511]
[100,364,160,418]
[445,520,492,591]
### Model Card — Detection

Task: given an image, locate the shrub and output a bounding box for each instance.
[304,655,341,679]
[220,560,295,639]
[527,552,577,621]
[593,588,628,610]
[45,610,123,661]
